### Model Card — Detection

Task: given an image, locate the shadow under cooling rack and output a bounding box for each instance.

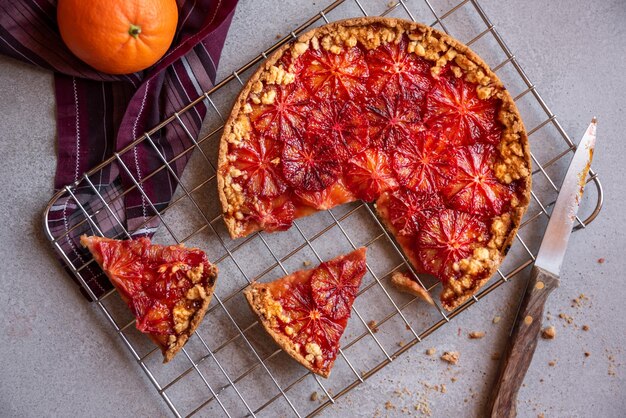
[43,0,603,417]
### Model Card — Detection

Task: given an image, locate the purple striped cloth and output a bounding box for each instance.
[0,0,238,300]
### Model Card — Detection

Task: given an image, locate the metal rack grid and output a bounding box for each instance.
[43,0,604,416]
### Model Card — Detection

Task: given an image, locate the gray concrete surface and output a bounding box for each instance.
[1,0,624,416]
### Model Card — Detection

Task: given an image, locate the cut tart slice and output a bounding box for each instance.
[218,17,531,311]
[244,247,367,377]
[80,235,218,363]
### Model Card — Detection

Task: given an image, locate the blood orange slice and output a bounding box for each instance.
[300,46,369,100]
[244,248,367,377]
[441,143,513,216]
[424,73,502,145]
[80,235,218,363]
[417,209,488,280]
[366,35,431,98]
[307,100,369,160]
[249,81,311,143]
[311,247,367,320]
[282,135,341,192]
[377,189,444,237]
[344,148,398,202]
[365,93,422,149]
[392,130,449,193]
[231,135,286,198]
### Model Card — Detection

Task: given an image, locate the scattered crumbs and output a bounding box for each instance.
[582,324,590,331]
[414,398,432,416]
[492,315,502,324]
[441,351,459,365]
[398,340,406,347]
[426,348,436,356]
[558,313,574,325]
[275,33,283,40]
[310,392,318,402]
[571,293,589,309]
[607,352,618,377]
[387,1,398,8]
[584,352,591,357]
[491,352,501,361]
[367,320,379,333]
[385,400,396,410]
[541,325,556,339]
[468,331,486,339]
[303,260,312,267]
[538,414,545,418]
[597,258,605,264]
[373,407,381,418]
[548,360,556,367]
[440,384,447,394]
[401,406,410,414]
[451,376,458,383]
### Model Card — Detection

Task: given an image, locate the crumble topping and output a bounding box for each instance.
[173,302,194,334]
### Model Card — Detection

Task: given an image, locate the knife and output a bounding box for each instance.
[485,118,597,417]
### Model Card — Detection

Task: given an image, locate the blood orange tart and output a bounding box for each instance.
[81,236,218,362]
[244,248,367,377]
[218,17,531,310]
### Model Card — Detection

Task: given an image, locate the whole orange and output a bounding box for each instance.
[57,0,179,75]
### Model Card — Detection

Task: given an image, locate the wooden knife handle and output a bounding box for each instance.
[485,265,559,417]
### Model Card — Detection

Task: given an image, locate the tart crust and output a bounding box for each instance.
[218,17,532,311]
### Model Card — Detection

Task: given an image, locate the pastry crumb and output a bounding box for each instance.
[558,313,574,324]
[387,1,397,8]
[426,347,436,356]
[303,260,312,267]
[390,271,434,305]
[468,331,485,339]
[597,257,605,264]
[367,320,379,333]
[385,400,396,410]
[451,376,458,382]
[310,391,318,401]
[548,360,556,367]
[492,315,501,324]
[582,324,590,331]
[541,325,556,339]
[441,351,459,365]
[398,340,406,347]
[584,351,591,357]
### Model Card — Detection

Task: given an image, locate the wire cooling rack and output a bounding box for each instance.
[43,0,604,416]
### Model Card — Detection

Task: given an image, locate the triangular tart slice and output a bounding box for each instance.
[81,235,218,363]
[244,247,367,377]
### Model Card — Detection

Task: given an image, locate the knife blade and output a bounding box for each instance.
[486,117,597,418]
[534,117,597,275]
